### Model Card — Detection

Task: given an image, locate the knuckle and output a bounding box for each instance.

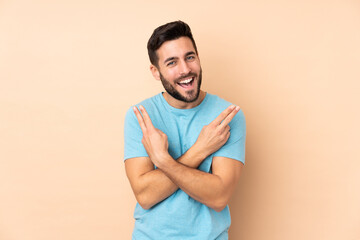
[216,128,223,135]
[219,134,226,141]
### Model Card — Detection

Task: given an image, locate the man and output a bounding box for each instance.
[124,20,246,240]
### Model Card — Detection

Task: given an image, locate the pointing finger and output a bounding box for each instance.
[139,105,155,130]
[133,106,147,132]
[220,106,240,127]
[211,105,236,126]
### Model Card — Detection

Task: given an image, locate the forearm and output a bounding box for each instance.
[135,168,177,209]
[157,154,229,212]
[135,145,207,209]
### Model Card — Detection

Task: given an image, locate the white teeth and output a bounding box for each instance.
[179,78,193,84]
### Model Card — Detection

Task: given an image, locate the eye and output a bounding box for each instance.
[186,55,195,61]
[167,61,176,66]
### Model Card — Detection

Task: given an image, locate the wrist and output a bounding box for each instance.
[153,151,173,169]
[189,143,208,161]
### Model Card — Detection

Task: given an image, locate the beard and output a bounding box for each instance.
[159,68,202,103]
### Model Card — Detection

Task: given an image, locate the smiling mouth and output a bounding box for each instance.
[177,77,195,88]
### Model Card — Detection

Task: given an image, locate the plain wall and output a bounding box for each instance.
[1,0,359,239]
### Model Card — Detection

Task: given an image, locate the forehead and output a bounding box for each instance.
[156,37,196,62]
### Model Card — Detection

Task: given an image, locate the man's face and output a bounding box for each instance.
[153,37,202,103]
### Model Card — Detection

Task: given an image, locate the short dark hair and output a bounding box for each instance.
[147,20,198,67]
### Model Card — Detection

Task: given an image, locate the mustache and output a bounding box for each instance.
[175,73,197,83]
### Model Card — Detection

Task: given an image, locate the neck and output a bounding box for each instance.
[163,90,206,109]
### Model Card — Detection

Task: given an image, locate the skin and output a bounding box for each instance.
[150,36,204,109]
[125,37,243,211]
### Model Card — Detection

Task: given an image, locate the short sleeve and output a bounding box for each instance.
[123,107,149,161]
[213,109,246,164]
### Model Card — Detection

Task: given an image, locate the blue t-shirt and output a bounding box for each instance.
[124,93,246,240]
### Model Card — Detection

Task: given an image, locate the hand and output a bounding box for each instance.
[133,105,170,165]
[193,105,240,158]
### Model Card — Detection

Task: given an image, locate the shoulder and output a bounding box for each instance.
[205,93,234,110]
[125,93,167,129]
[125,93,162,117]
[205,93,245,121]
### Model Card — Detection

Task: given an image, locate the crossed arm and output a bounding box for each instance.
[125,105,243,211]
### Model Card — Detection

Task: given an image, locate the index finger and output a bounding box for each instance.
[133,106,147,132]
[220,106,240,127]
[211,105,236,126]
[138,105,155,130]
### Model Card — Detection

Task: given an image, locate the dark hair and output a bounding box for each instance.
[147,20,198,67]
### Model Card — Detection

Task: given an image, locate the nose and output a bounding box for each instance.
[179,60,191,76]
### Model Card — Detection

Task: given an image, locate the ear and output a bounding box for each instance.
[150,64,161,81]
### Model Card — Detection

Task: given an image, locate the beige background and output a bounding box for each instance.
[1,0,359,239]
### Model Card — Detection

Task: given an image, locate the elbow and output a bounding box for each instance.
[139,203,152,210]
[136,194,154,210]
[208,199,228,212]
[212,204,227,212]
[138,201,152,210]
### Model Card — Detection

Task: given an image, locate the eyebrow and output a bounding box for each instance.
[163,51,196,65]
[185,51,196,57]
[164,56,177,65]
